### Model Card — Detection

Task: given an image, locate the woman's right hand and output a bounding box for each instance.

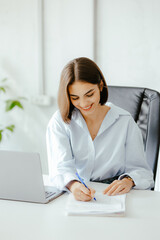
[66,180,96,201]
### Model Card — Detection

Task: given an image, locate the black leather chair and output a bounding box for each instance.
[108,86,160,182]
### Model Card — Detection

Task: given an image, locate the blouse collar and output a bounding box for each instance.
[71,102,130,135]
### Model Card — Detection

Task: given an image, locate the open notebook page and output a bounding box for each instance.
[66,190,126,216]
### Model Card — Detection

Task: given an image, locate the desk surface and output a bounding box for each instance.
[0,181,160,240]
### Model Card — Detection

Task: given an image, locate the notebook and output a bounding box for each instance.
[0,150,63,203]
[66,184,126,216]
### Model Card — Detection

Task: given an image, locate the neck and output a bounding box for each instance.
[82,104,108,123]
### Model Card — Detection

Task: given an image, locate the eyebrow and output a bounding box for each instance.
[70,89,95,97]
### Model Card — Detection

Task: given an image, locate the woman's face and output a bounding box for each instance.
[68,81,102,117]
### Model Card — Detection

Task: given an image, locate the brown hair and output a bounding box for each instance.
[58,57,108,123]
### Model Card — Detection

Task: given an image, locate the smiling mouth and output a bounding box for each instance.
[81,104,93,111]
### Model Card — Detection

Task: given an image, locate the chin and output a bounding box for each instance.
[82,105,97,115]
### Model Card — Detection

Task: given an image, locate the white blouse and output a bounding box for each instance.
[46,102,154,191]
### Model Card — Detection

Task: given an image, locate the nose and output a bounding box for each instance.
[79,98,90,108]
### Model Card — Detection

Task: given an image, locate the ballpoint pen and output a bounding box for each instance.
[76,172,96,201]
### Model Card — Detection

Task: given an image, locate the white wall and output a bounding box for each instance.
[0,0,94,173]
[0,0,159,176]
[44,0,94,97]
[96,0,160,91]
[0,0,47,172]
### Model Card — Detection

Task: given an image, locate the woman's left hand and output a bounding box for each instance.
[103,178,134,196]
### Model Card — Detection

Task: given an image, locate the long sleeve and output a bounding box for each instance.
[46,104,154,191]
[119,117,154,189]
[46,113,78,191]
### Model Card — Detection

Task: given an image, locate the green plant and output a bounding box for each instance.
[0,78,24,142]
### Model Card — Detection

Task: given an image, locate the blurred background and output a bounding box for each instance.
[0,0,159,182]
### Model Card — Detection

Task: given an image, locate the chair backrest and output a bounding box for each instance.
[108,86,160,180]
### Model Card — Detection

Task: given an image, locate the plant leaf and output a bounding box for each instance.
[5,100,24,111]
[0,130,3,142]
[5,125,15,132]
[14,101,24,109]
[0,87,6,93]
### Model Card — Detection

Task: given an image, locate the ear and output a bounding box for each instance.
[99,80,104,92]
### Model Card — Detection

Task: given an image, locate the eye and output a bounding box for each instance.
[71,97,79,101]
[86,93,94,97]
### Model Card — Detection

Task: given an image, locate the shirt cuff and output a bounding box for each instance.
[118,173,136,186]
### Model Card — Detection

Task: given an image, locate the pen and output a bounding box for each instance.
[76,172,96,201]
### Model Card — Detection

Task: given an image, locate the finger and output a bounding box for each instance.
[90,188,96,199]
[79,184,91,196]
[80,187,96,201]
[117,187,130,195]
[103,181,119,194]
[106,184,120,196]
[79,185,94,200]
[110,185,125,196]
[78,190,92,201]
[103,184,115,194]
[74,190,90,201]
[72,184,91,201]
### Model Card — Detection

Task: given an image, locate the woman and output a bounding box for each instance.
[46,57,154,202]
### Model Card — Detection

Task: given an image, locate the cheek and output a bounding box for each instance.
[92,93,101,103]
[70,99,77,107]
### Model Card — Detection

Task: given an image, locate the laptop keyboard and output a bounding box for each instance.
[45,191,56,198]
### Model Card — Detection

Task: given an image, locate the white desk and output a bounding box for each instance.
[0,181,160,240]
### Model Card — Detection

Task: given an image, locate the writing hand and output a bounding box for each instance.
[66,180,96,201]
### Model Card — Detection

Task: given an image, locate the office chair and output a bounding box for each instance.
[108,86,160,182]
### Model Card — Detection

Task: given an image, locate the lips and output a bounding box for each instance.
[81,104,93,111]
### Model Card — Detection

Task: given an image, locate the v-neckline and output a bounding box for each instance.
[72,103,120,141]
[84,106,111,141]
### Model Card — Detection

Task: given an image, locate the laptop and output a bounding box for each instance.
[0,150,64,203]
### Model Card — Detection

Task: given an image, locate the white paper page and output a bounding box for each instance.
[66,191,126,216]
